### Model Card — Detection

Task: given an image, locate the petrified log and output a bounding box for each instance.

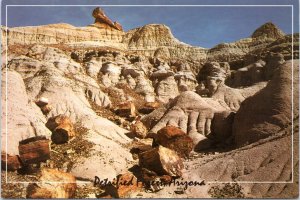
[155,126,194,158]
[130,138,153,154]
[138,102,160,114]
[46,115,75,144]
[1,152,22,171]
[130,121,148,139]
[52,123,75,144]
[18,136,50,165]
[141,168,172,192]
[115,102,136,118]
[40,104,52,115]
[26,168,77,198]
[104,173,143,198]
[138,146,184,177]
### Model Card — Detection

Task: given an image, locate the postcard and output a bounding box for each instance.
[1,0,299,199]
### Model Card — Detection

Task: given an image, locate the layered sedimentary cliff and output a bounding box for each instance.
[1,7,299,199]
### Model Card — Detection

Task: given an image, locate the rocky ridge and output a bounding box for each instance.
[1,7,299,199]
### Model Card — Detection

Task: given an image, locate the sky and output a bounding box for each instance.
[1,0,299,48]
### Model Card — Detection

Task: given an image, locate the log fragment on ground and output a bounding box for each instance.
[141,168,172,192]
[1,152,22,171]
[103,173,143,198]
[139,102,160,114]
[130,138,153,154]
[156,126,194,158]
[26,168,77,198]
[18,136,50,164]
[115,101,136,118]
[40,104,52,115]
[35,97,49,107]
[46,115,75,144]
[130,119,148,139]
[138,146,184,177]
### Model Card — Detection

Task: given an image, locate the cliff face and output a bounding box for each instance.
[2,23,124,48]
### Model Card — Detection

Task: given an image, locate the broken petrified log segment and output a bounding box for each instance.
[155,126,194,158]
[115,102,136,118]
[40,104,52,115]
[18,136,50,165]
[1,152,22,171]
[46,115,75,144]
[130,138,153,155]
[36,97,52,115]
[130,120,148,139]
[141,168,172,192]
[138,102,160,114]
[104,173,143,198]
[138,146,184,177]
[26,168,77,198]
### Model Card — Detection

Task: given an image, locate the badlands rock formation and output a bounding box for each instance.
[1,7,298,199]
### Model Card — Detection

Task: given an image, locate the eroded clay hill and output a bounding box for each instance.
[1,7,299,199]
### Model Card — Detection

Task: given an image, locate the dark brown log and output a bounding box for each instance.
[115,102,136,118]
[138,102,160,114]
[138,146,184,177]
[1,152,22,171]
[26,168,77,198]
[156,126,194,158]
[18,136,50,164]
[51,123,75,144]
